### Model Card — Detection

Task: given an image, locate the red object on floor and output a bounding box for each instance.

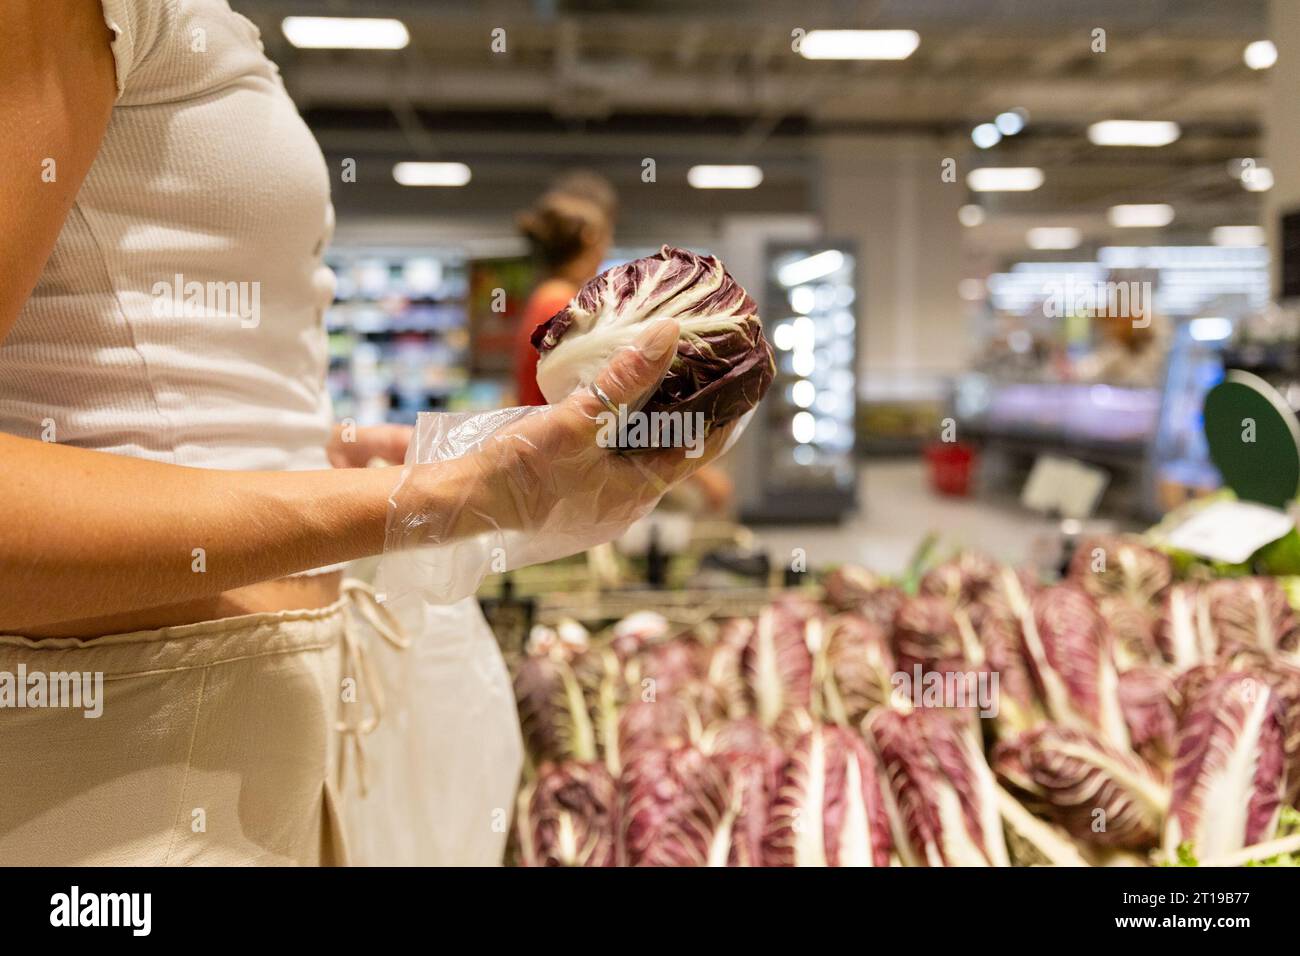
[924,442,977,496]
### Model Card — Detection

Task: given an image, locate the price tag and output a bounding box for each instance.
[1021,455,1109,519]
[1164,498,1295,564]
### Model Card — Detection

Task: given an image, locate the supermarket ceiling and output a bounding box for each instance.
[235,0,1275,231]
[249,0,1269,125]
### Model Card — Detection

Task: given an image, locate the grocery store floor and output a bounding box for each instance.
[750,459,1072,576]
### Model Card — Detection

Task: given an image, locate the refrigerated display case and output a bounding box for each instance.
[955,314,1234,519]
[742,240,858,523]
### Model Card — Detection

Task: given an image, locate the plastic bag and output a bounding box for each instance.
[379,406,551,606]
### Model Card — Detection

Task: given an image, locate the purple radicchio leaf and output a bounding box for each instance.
[991,724,1167,850]
[977,607,1045,736]
[820,611,896,727]
[919,551,1001,608]
[631,635,704,701]
[821,566,908,635]
[513,647,598,765]
[1177,647,1300,807]
[617,697,694,766]
[1097,595,1162,670]
[700,718,785,867]
[892,594,980,677]
[741,602,814,734]
[620,745,737,867]
[1201,577,1300,657]
[869,708,1010,866]
[1019,584,1131,751]
[1155,582,1218,669]
[1117,665,1180,770]
[1067,534,1172,606]
[764,724,892,867]
[822,564,888,613]
[699,629,749,722]
[516,760,619,867]
[532,245,775,429]
[1165,671,1288,861]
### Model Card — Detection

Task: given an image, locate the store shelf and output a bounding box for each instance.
[324,248,511,423]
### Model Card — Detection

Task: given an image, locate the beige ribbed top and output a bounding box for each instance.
[0,0,337,471]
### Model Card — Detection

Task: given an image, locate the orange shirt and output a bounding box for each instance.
[514,278,577,406]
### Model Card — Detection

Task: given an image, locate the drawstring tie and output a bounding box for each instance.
[336,579,410,796]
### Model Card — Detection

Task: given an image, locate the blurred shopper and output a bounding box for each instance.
[0,1,728,865]
[514,174,616,405]
[1074,309,1167,387]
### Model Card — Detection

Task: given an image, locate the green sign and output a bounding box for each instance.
[1203,370,1300,510]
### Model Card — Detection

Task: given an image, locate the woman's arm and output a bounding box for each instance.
[0,434,413,629]
[0,322,691,632]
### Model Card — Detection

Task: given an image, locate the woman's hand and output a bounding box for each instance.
[388,319,737,558]
[493,319,732,527]
[687,464,736,512]
[327,423,412,468]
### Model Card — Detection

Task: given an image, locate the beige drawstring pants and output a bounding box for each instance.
[0,581,403,866]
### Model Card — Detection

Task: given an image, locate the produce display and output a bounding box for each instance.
[507,535,1300,866]
[531,245,775,430]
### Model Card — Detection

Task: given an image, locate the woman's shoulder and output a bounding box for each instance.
[102,0,279,106]
[525,279,578,320]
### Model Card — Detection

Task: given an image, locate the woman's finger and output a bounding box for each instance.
[374,424,414,464]
[573,319,679,417]
[623,418,736,490]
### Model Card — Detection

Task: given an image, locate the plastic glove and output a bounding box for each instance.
[380,319,740,604]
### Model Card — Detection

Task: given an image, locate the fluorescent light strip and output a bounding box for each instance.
[966,167,1043,192]
[1026,227,1082,250]
[1190,317,1233,342]
[798,30,920,60]
[778,250,845,287]
[393,162,471,187]
[687,165,763,189]
[1087,120,1180,147]
[1108,204,1175,228]
[1100,246,1268,268]
[992,249,1270,318]
[1212,225,1266,247]
[282,17,410,50]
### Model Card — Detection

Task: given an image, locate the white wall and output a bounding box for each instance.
[817,134,968,396]
[1266,0,1300,296]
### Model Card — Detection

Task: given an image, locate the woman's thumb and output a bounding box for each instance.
[586,319,679,412]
